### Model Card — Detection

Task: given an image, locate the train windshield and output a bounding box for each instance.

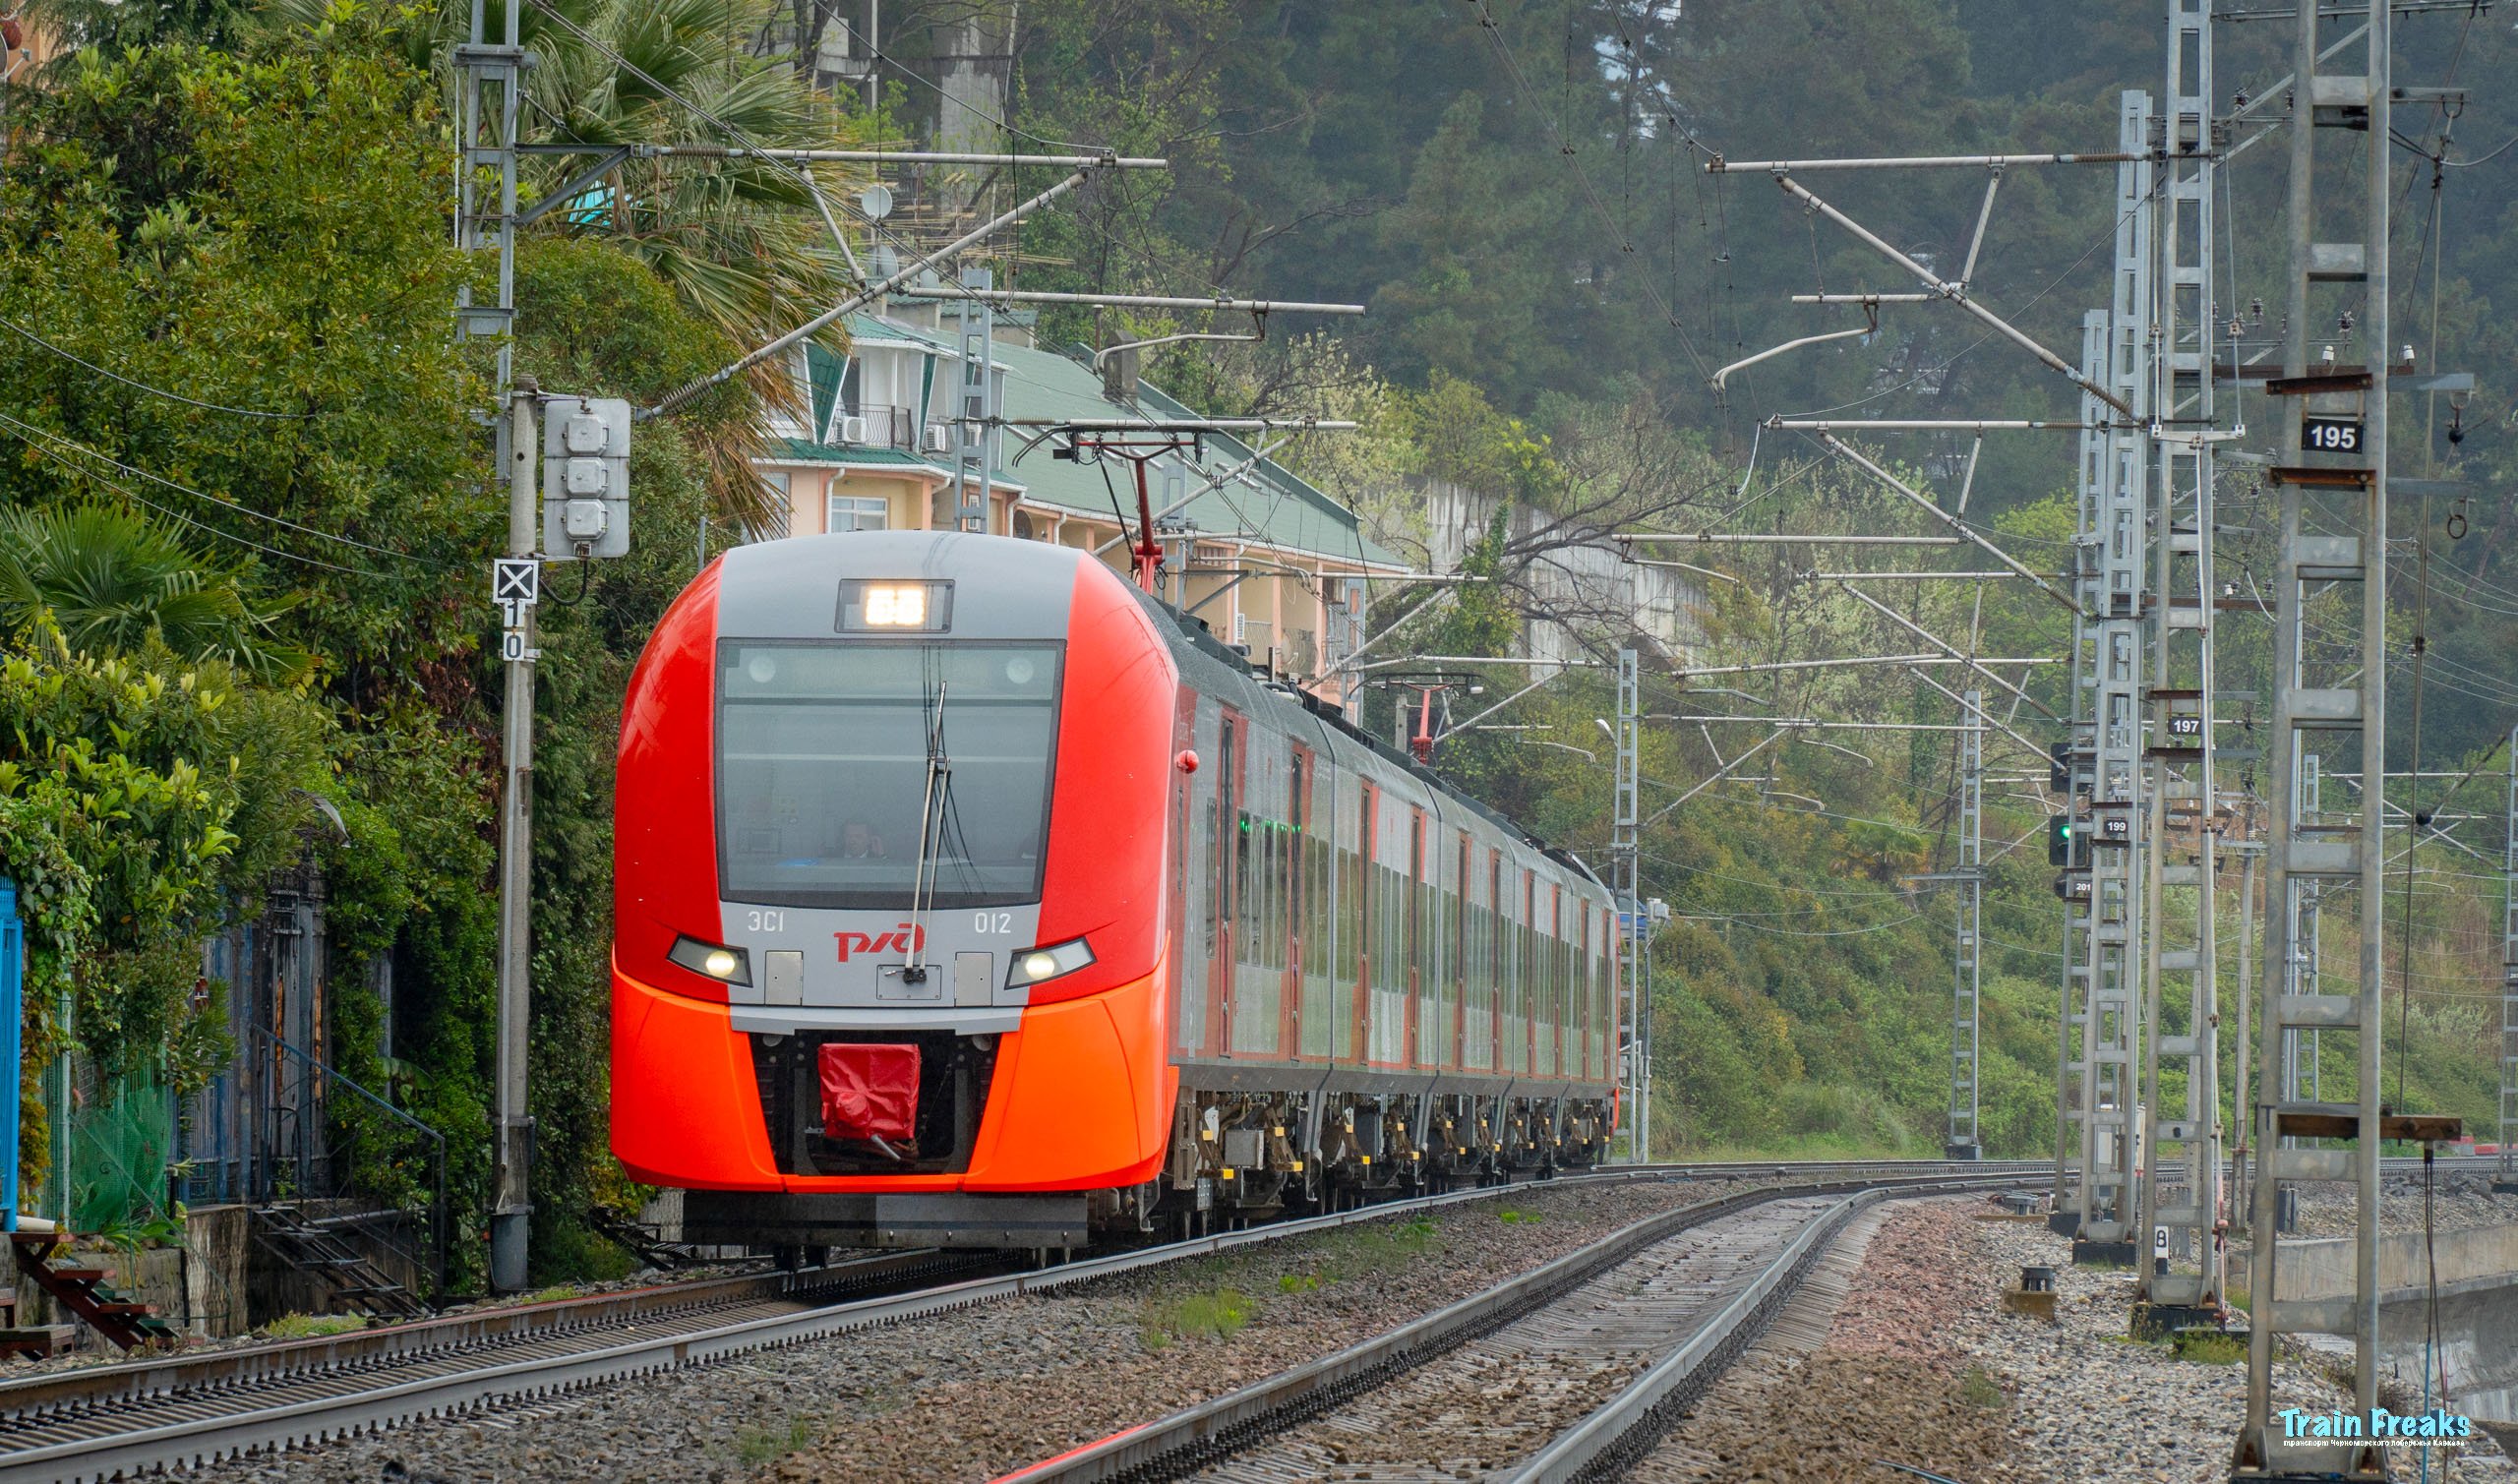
[716,641,1063,909]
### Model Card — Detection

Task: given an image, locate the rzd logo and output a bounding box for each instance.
[834,923,923,963]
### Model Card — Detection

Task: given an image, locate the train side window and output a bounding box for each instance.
[1214,717,1237,953]
[1246,810,1265,969]
[1232,810,1252,964]
[1341,843,1361,978]
[1271,810,1289,971]
[1389,862,1406,995]
[1404,812,1421,991]
[1357,787,1376,987]
[1488,853,1504,1003]
[1287,755,1305,974]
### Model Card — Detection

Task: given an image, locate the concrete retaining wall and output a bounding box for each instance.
[2234,1223,2518,1424]
[2232,1223,2518,1303]
[10,1200,428,1352]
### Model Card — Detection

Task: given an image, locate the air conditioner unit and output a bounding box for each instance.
[923,423,952,453]
[837,415,869,445]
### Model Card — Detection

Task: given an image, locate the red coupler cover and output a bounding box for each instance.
[817,1042,920,1142]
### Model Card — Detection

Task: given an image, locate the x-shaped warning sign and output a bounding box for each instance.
[492,558,540,606]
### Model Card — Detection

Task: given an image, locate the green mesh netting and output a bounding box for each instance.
[68,1062,174,1234]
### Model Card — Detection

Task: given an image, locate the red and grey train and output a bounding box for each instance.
[611,530,1618,1250]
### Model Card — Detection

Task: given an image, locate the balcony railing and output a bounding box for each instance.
[829,403,917,451]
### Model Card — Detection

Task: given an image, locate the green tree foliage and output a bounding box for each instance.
[0,10,755,1282]
[501,236,750,1279]
[0,19,483,671]
[0,505,310,681]
[0,622,329,1090]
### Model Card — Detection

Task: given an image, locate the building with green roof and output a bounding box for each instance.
[750,306,1410,686]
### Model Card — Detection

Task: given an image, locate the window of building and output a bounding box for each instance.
[826,495,888,532]
[748,472,793,542]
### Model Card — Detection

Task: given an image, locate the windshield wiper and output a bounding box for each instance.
[902,680,949,984]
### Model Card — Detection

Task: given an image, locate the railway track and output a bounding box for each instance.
[0,1160,2036,1484]
[0,1152,2478,1482]
[991,1172,2012,1483]
[988,1153,2505,1484]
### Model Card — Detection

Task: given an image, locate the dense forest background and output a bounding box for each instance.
[986,0,2518,1155]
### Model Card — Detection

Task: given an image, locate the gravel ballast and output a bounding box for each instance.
[2293,1171,2518,1239]
[1637,1197,2518,1483]
[203,1175,1758,1484]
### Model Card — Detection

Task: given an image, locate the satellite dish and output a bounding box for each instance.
[860,184,894,221]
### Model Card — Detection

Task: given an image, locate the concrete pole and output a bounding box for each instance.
[491,386,538,1292]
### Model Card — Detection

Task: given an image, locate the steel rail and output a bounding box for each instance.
[0,1162,2041,1484]
[1503,1189,1887,1482]
[1509,1158,2511,1479]
[7,1154,2487,1483]
[989,1172,2011,1484]
[0,1248,978,1426]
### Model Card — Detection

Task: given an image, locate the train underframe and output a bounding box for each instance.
[676,1082,1613,1260]
[1094,1085,1616,1241]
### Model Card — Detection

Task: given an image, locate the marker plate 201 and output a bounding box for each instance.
[2302,415,2363,453]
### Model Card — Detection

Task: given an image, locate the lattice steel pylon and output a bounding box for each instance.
[2500,727,2517,1192]
[951,267,996,532]
[2058,311,2107,1211]
[2073,91,2155,1258]
[452,3,521,377]
[1947,689,1984,1158]
[2133,0,2226,1324]
[2235,0,2393,1472]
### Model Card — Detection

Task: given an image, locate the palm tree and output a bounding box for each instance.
[516,0,869,349]
[510,0,872,522]
[0,503,311,681]
[238,0,869,521]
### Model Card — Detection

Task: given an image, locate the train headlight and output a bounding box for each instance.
[838,578,953,631]
[1007,936,1094,987]
[863,584,926,626]
[668,934,751,986]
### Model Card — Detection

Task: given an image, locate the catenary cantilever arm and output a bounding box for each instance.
[1819,434,2083,613]
[1776,174,2137,421]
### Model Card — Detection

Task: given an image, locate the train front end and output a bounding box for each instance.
[611,532,1179,1250]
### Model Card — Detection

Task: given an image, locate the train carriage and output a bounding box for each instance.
[610,531,1617,1252]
